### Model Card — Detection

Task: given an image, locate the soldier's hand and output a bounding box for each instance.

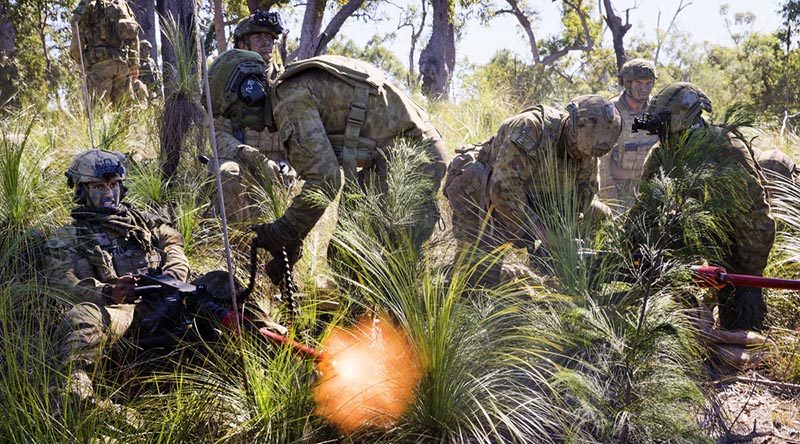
[109,274,140,304]
[251,219,298,257]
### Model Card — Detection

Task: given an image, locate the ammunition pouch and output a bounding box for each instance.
[444,145,491,243]
[328,134,377,169]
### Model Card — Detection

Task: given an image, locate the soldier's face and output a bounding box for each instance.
[627,79,654,102]
[571,118,620,158]
[86,179,122,210]
[246,32,277,63]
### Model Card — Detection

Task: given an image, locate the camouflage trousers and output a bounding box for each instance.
[56,302,141,369]
[85,59,133,105]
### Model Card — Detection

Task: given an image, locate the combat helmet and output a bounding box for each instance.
[66,149,126,187]
[65,149,127,204]
[208,49,268,118]
[233,10,285,47]
[618,58,657,85]
[643,82,712,136]
[565,95,623,158]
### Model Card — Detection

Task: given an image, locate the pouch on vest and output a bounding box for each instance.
[327,134,377,168]
[444,145,491,242]
[117,18,138,40]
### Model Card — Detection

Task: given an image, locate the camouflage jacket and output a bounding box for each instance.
[640,128,775,275]
[482,105,598,248]
[271,56,441,238]
[44,204,189,304]
[69,0,140,68]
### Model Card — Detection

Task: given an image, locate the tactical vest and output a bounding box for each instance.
[74,0,139,66]
[606,95,658,180]
[73,213,163,281]
[276,55,388,180]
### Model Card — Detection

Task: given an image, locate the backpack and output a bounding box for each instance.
[74,0,139,66]
[277,55,388,179]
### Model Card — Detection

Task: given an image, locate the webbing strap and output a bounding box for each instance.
[342,85,369,180]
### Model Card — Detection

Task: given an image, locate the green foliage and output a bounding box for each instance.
[327,34,409,85]
[624,110,757,269]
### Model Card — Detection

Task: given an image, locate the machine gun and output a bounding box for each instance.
[130,265,321,361]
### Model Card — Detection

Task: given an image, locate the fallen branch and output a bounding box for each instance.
[735,375,800,391]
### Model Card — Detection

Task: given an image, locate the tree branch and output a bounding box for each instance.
[499,0,540,62]
[317,0,367,53]
[654,0,691,66]
[539,0,594,66]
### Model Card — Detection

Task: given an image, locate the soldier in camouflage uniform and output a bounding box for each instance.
[444,95,622,282]
[46,150,190,402]
[598,59,659,213]
[213,10,295,223]
[634,83,775,331]
[138,39,160,99]
[70,0,140,105]
[208,49,447,275]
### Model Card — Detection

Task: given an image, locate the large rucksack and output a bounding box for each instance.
[276,55,409,179]
[73,0,139,66]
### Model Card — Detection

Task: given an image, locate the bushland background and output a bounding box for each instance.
[0,0,799,443]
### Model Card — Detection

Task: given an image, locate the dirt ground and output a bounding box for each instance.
[704,372,800,443]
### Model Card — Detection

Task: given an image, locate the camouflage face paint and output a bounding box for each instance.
[247,32,277,63]
[86,179,122,210]
[628,79,654,102]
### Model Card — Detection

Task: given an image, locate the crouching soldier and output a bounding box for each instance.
[631,83,775,331]
[208,49,448,279]
[443,95,621,284]
[45,149,190,404]
[212,10,296,223]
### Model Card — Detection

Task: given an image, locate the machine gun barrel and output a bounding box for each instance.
[691,265,800,291]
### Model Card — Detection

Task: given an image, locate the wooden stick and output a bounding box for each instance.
[735,376,800,391]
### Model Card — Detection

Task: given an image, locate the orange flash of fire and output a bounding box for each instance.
[313,313,421,434]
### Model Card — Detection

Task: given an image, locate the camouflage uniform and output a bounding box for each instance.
[209,50,447,251]
[598,59,659,213]
[444,96,621,280]
[213,11,291,223]
[634,83,775,330]
[757,149,798,184]
[70,0,140,105]
[131,78,148,108]
[45,151,189,375]
[138,39,160,98]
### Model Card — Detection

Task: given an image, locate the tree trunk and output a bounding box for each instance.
[0,3,18,107]
[129,0,156,60]
[407,0,427,88]
[294,0,325,60]
[290,0,366,62]
[419,0,454,100]
[213,0,226,53]
[602,0,631,72]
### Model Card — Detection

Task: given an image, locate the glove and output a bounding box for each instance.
[251,219,298,257]
[265,238,303,286]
